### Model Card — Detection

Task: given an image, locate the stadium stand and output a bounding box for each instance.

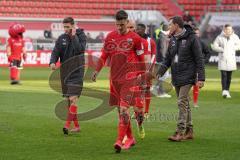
[177,0,218,21]
[0,0,182,19]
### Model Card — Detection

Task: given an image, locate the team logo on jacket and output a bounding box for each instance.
[170,40,176,48]
[181,40,186,47]
[62,39,67,45]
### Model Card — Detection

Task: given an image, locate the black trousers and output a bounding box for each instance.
[221,70,232,91]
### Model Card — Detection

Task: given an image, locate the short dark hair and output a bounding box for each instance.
[170,16,184,28]
[224,24,232,28]
[115,10,128,21]
[137,23,146,30]
[63,17,74,25]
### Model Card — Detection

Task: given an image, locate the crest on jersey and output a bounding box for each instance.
[127,38,133,44]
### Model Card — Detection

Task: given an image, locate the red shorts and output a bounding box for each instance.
[109,80,144,108]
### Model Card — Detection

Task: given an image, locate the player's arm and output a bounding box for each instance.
[192,36,205,88]
[6,38,11,57]
[135,39,145,62]
[22,41,27,60]
[6,45,11,57]
[149,39,157,72]
[49,37,61,70]
[212,36,224,53]
[6,39,13,62]
[142,40,151,70]
[91,48,109,82]
[91,35,110,82]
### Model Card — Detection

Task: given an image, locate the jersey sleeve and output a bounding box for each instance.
[95,49,109,72]
[151,39,157,56]
[96,33,112,72]
[134,34,144,56]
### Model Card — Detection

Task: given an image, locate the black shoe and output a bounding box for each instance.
[63,128,69,135]
[10,80,21,85]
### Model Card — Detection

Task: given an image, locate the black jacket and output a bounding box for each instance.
[50,29,86,86]
[50,28,86,64]
[157,25,205,87]
[199,39,211,64]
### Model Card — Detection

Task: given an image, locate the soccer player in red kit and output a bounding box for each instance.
[91,10,146,153]
[126,20,146,139]
[136,23,156,119]
[6,23,26,85]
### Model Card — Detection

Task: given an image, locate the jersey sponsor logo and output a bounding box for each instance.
[104,39,134,52]
[119,40,133,51]
[104,41,117,52]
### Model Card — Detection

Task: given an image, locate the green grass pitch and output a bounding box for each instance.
[0,66,239,160]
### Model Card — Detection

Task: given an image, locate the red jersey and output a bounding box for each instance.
[146,37,156,57]
[7,37,25,60]
[97,30,145,82]
[141,38,149,56]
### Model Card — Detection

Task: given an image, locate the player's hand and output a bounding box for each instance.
[50,63,57,70]
[196,81,204,89]
[71,26,76,36]
[91,71,99,82]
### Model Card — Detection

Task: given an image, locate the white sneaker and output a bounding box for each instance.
[222,90,228,98]
[157,93,172,98]
[193,104,199,108]
[226,91,231,98]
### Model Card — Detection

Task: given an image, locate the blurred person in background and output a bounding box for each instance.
[6,23,26,85]
[154,24,172,98]
[192,27,211,107]
[212,24,240,98]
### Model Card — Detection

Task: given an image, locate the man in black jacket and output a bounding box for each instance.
[156,16,205,141]
[50,17,86,135]
[192,27,211,107]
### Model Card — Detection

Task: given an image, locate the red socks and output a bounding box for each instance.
[64,105,79,129]
[193,85,199,105]
[126,121,133,139]
[145,98,151,113]
[10,67,20,81]
[117,112,130,141]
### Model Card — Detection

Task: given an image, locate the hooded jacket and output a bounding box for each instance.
[212,31,240,71]
[157,24,205,87]
[50,28,86,88]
